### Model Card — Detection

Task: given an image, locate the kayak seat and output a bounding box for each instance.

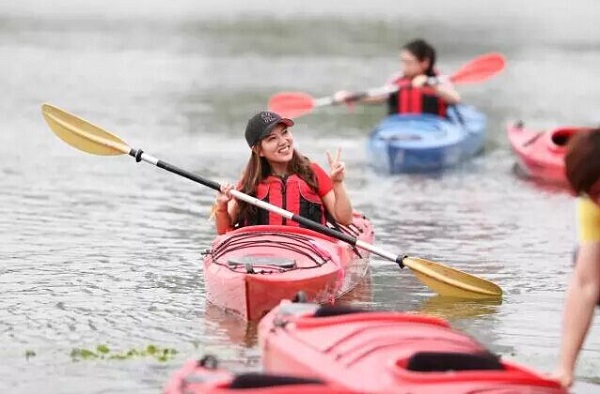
[379,133,423,141]
[229,373,324,389]
[227,255,297,271]
[407,351,504,372]
[550,128,578,148]
[552,134,570,146]
[313,305,372,318]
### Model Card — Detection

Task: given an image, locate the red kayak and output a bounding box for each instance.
[203,272,374,348]
[203,212,374,320]
[164,355,353,393]
[507,121,588,185]
[258,300,566,393]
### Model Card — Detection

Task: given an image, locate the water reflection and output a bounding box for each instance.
[417,295,502,322]
[204,303,259,348]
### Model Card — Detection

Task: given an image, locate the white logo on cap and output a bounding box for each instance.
[261,112,277,123]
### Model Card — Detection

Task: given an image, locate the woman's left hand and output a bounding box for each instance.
[550,368,574,388]
[326,147,346,183]
[412,74,428,88]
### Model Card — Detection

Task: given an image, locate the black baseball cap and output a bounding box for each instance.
[244,111,294,148]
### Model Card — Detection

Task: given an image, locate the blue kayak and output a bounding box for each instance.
[367,104,487,173]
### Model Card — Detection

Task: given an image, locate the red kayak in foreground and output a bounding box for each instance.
[507,121,588,185]
[258,300,566,393]
[203,212,374,320]
[164,355,353,393]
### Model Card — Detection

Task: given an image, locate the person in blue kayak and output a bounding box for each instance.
[213,111,353,234]
[552,129,600,388]
[334,38,461,117]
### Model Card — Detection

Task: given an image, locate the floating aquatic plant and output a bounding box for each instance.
[70,344,178,362]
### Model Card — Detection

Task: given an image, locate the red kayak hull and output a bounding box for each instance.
[203,212,374,321]
[164,357,353,393]
[258,301,566,393]
[507,122,588,185]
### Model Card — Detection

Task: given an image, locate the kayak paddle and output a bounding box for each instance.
[41,103,502,300]
[268,52,506,118]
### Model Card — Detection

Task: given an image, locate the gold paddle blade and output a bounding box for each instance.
[41,103,130,156]
[404,257,502,299]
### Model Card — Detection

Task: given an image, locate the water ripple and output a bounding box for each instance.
[1,2,599,393]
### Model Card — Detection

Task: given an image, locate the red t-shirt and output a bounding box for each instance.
[311,162,333,197]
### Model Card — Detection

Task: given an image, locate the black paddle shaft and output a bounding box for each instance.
[128,148,360,247]
[130,148,221,190]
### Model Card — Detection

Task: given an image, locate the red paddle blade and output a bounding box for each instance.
[267,92,315,119]
[450,53,506,84]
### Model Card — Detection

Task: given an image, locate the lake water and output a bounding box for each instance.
[1,0,598,392]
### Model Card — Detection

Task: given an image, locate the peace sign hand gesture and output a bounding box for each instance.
[326,147,346,184]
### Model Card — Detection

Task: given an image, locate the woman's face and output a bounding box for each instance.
[400,49,430,78]
[257,123,294,164]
